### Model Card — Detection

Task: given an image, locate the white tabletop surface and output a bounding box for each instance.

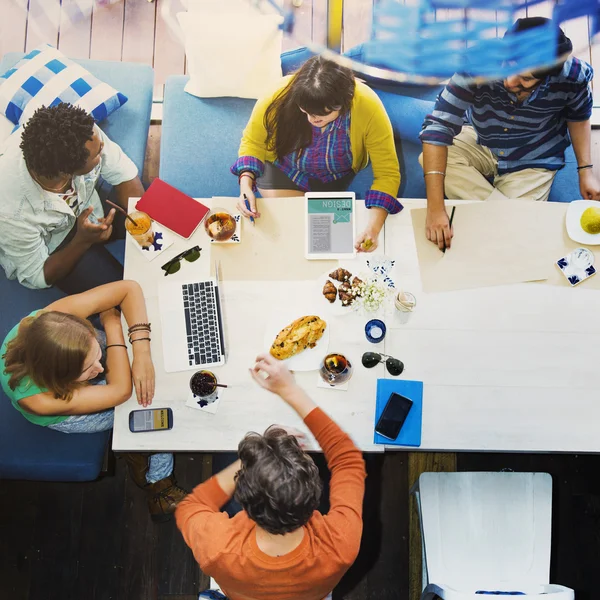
[113,198,600,454]
[114,198,385,452]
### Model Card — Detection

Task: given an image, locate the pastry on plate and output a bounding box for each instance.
[270,316,327,360]
[338,281,355,306]
[322,280,337,303]
[329,267,352,282]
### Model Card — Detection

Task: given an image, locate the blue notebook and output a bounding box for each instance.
[373,379,423,447]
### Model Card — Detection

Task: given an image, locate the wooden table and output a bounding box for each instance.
[113,198,600,454]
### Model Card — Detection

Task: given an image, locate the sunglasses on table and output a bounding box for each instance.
[161,246,202,276]
[362,352,404,376]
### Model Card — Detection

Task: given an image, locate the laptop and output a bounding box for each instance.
[158,268,226,373]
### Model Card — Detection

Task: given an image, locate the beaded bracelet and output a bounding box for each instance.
[128,322,151,333]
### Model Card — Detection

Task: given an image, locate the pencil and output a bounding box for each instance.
[442,205,456,254]
[243,194,255,225]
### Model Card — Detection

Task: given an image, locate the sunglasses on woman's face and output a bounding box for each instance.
[161,246,202,276]
[362,352,404,376]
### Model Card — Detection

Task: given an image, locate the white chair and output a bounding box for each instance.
[412,472,574,600]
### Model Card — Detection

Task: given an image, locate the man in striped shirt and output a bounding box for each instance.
[419,17,599,250]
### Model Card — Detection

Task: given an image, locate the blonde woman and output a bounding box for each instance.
[0,280,186,521]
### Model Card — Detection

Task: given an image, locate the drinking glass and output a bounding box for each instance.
[204,208,237,242]
[190,370,218,404]
[125,210,154,248]
[319,353,353,386]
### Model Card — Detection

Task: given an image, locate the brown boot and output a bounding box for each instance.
[146,476,188,522]
[122,452,151,488]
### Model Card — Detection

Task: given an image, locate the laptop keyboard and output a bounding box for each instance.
[182,282,223,366]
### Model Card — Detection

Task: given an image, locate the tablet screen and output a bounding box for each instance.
[307,196,355,256]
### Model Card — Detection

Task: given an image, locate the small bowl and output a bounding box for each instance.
[365,319,386,343]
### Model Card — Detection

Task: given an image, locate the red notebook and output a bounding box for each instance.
[136,178,209,239]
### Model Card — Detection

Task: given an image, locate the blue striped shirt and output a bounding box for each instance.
[419,58,594,174]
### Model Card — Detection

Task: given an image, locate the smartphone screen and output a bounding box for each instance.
[129,408,173,433]
[375,393,413,440]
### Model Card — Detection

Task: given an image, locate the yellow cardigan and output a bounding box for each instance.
[238,78,401,199]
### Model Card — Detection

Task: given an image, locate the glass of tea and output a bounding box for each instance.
[189,370,218,404]
[125,210,155,248]
[319,353,353,386]
[204,208,237,242]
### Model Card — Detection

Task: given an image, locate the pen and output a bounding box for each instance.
[243,194,255,226]
[442,205,456,254]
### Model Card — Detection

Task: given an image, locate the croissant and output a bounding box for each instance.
[329,268,352,282]
[339,289,355,306]
[322,280,337,303]
[351,276,364,297]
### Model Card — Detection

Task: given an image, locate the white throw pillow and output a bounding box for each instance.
[176,8,283,99]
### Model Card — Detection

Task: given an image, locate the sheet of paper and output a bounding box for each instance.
[411,200,577,293]
[208,196,338,280]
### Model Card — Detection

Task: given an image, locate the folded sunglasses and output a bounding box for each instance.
[161,246,202,276]
[361,352,404,376]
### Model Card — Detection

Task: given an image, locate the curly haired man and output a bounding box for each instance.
[0,103,145,292]
[176,354,367,600]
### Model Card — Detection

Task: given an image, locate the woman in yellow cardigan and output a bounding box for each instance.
[231,56,402,252]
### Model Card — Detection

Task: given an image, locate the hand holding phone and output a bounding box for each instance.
[375,392,413,440]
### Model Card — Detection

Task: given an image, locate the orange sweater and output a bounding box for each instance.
[175,408,366,600]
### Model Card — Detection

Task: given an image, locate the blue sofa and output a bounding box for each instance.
[0,54,153,481]
[160,46,580,203]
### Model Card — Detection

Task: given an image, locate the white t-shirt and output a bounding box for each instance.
[0,125,138,289]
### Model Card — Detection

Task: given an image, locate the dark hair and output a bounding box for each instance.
[506,17,573,79]
[264,56,355,161]
[20,103,95,178]
[2,311,96,401]
[234,426,322,535]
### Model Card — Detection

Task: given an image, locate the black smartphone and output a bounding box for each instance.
[375,393,413,440]
[129,408,173,433]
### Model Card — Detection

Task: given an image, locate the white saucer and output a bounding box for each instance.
[565,200,600,245]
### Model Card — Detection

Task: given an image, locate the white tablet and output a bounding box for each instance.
[304,192,357,260]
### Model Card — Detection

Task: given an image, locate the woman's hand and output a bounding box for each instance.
[131,351,155,407]
[237,174,261,220]
[355,227,379,253]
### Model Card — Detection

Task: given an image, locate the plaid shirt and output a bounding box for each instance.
[232,112,400,213]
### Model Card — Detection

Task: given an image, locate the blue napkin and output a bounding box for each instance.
[373,379,423,446]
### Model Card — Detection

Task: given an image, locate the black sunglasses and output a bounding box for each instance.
[161,246,202,276]
[362,352,404,376]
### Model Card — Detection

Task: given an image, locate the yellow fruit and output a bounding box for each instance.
[580,207,600,234]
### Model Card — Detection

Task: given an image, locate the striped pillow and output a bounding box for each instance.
[0,44,128,125]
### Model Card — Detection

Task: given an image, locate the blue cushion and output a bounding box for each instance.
[0,53,152,480]
[0,45,127,126]
[0,53,153,178]
[161,76,254,198]
[0,276,110,481]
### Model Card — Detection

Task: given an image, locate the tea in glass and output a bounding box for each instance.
[125,210,154,248]
[319,353,353,386]
[205,208,236,242]
[189,370,218,403]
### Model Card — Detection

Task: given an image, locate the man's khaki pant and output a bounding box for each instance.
[420,126,556,202]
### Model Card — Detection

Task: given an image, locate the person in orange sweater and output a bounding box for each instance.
[175,353,366,600]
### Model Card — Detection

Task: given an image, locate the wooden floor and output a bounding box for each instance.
[2,450,600,600]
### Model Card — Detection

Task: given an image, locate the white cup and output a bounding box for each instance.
[394,291,416,324]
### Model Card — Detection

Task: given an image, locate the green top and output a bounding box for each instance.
[0,311,68,427]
